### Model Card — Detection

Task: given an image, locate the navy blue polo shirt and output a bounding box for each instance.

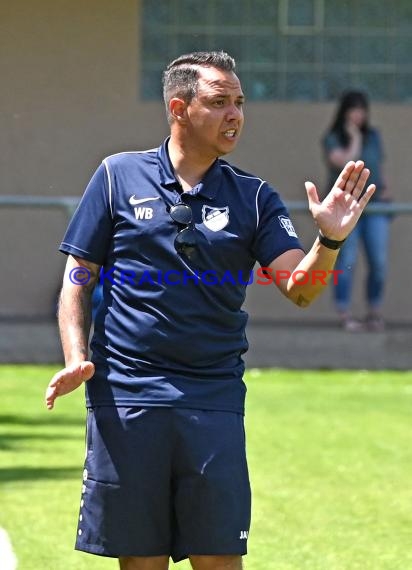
[60,139,302,413]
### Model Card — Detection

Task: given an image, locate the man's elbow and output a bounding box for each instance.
[294,294,313,309]
[286,289,318,308]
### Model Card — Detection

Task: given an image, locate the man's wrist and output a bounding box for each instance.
[318,230,346,250]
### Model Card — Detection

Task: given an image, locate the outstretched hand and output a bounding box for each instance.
[45,361,95,410]
[305,160,375,241]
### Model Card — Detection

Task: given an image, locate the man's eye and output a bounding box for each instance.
[213,100,225,106]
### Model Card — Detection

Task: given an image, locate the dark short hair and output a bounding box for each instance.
[162,51,236,123]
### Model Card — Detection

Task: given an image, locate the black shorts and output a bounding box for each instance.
[75,406,251,562]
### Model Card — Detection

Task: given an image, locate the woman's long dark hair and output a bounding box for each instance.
[328,90,370,147]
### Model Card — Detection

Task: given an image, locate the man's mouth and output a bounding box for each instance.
[223,129,237,139]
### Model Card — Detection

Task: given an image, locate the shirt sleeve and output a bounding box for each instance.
[251,183,304,268]
[59,163,113,265]
[323,132,342,153]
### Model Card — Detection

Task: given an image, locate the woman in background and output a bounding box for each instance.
[323,90,392,332]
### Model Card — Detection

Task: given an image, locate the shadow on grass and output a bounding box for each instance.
[0,414,86,451]
[0,431,83,450]
[0,466,81,483]
[0,414,85,427]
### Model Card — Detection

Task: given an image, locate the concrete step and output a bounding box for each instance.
[0,319,411,370]
[244,320,412,370]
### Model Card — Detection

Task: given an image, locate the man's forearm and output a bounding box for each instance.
[285,237,340,307]
[58,256,100,366]
[58,284,93,366]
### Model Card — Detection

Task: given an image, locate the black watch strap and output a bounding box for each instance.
[318,230,346,250]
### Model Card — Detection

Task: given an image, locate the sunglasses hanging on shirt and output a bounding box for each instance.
[169,202,201,260]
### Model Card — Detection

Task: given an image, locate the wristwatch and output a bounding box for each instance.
[318,230,346,250]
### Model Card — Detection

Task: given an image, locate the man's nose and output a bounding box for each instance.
[226,103,243,121]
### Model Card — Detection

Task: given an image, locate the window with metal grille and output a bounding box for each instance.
[140,0,412,102]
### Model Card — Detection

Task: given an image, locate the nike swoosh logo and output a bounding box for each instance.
[129,196,160,206]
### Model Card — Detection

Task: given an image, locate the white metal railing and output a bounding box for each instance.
[0,196,79,217]
[1,196,412,217]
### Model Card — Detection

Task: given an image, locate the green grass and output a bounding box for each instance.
[1,366,412,569]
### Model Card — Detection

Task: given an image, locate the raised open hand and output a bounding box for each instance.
[304,160,376,241]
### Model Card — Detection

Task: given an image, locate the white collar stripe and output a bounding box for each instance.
[255,181,265,229]
[221,164,266,229]
[102,159,114,219]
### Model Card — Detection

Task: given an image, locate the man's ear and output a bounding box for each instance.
[169,97,187,123]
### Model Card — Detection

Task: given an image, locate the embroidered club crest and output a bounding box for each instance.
[202,206,230,232]
[278,215,298,237]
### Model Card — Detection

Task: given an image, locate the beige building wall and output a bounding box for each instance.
[1,0,411,323]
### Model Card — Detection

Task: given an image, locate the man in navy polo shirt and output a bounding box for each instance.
[45,51,375,570]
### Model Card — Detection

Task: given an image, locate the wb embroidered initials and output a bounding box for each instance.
[134,207,154,220]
